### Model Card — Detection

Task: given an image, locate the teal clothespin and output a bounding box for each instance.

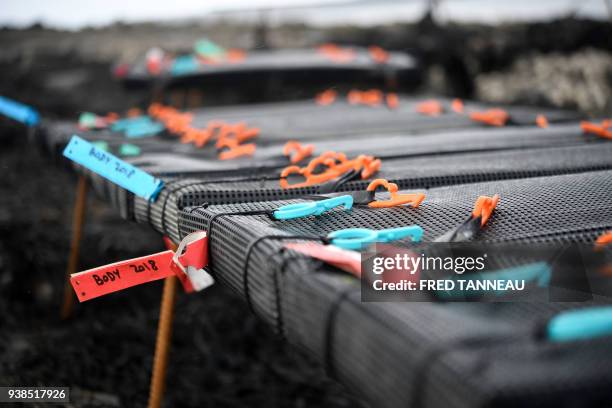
[273,195,353,220]
[328,225,423,250]
[119,143,141,157]
[548,306,612,342]
[194,39,225,59]
[171,55,200,76]
[112,116,164,138]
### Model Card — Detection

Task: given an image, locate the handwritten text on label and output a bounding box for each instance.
[63,135,163,201]
[70,251,175,301]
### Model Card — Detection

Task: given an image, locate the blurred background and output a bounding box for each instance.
[0,1,610,407]
[1,0,611,116]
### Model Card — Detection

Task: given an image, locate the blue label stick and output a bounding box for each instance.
[0,95,40,126]
[63,135,163,201]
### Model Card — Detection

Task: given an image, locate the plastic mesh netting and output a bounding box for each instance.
[135,142,612,242]
[176,170,612,408]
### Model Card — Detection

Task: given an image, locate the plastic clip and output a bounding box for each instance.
[273,195,353,220]
[536,114,549,128]
[416,100,443,116]
[315,89,337,106]
[283,141,315,164]
[595,231,612,250]
[360,156,382,179]
[328,225,423,250]
[470,109,509,127]
[366,179,425,208]
[171,231,214,292]
[279,152,345,189]
[451,98,464,114]
[471,194,500,227]
[215,122,259,148]
[218,142,256,160]
[581,120,612,140]
[547,306,612,342]
[368,45,389,63]
[348,89,383,106]
[386,93,399,109]
[318,43,356,63]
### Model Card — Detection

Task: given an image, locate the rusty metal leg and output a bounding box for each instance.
[147,276,178,408]
[148,239,178,408]
[60,174,88,319]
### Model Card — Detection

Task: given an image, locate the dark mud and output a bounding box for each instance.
[0,123,364,407]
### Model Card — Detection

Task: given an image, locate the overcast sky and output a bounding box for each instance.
[0,0,607,29]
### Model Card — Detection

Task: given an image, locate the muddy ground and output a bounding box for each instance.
[0,122,364,407]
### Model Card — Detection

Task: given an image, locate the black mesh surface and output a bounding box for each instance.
[33,97,612,408]
[135,143,612,242]
[176,170,612,408]
[39,97,582,160]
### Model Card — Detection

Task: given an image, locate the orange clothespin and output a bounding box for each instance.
[283,141,314,164]
[279,152,381,189]
[366,179,425,208]
[368,46,389,63]
[179,126,200,144]
[318,153,380,179]
[218,140,256,160]
[386,93,399,109]
[362,89,383,106]
[348,89,383,106]
[470,109,509,127]
[536,114,549,128]
[347,90,362,105]
[595,231,612,276]
[360,156,382,179]
[150,104,173,121]
[194,121,225,147]
[215,122,260,148]
[165,112,193,133]
[279,152,345,189]
[105,112,119,122]
[279,165,307,189]
[148,103,162,117]
[226,49,246,63]
[581,120,612,140]
[595,231,612,249]
[181,120,222,146]
[318,43,356,63]
[416,100,443,116]
[126,108,142,118]
[180,126,212,147]
[471,195,500,227]
[316,89,337,106]
[451,98,464,114]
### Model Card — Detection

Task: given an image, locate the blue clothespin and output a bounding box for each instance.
[548,306,612,342]
[328,225,423,250]
[273,195,353,220]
